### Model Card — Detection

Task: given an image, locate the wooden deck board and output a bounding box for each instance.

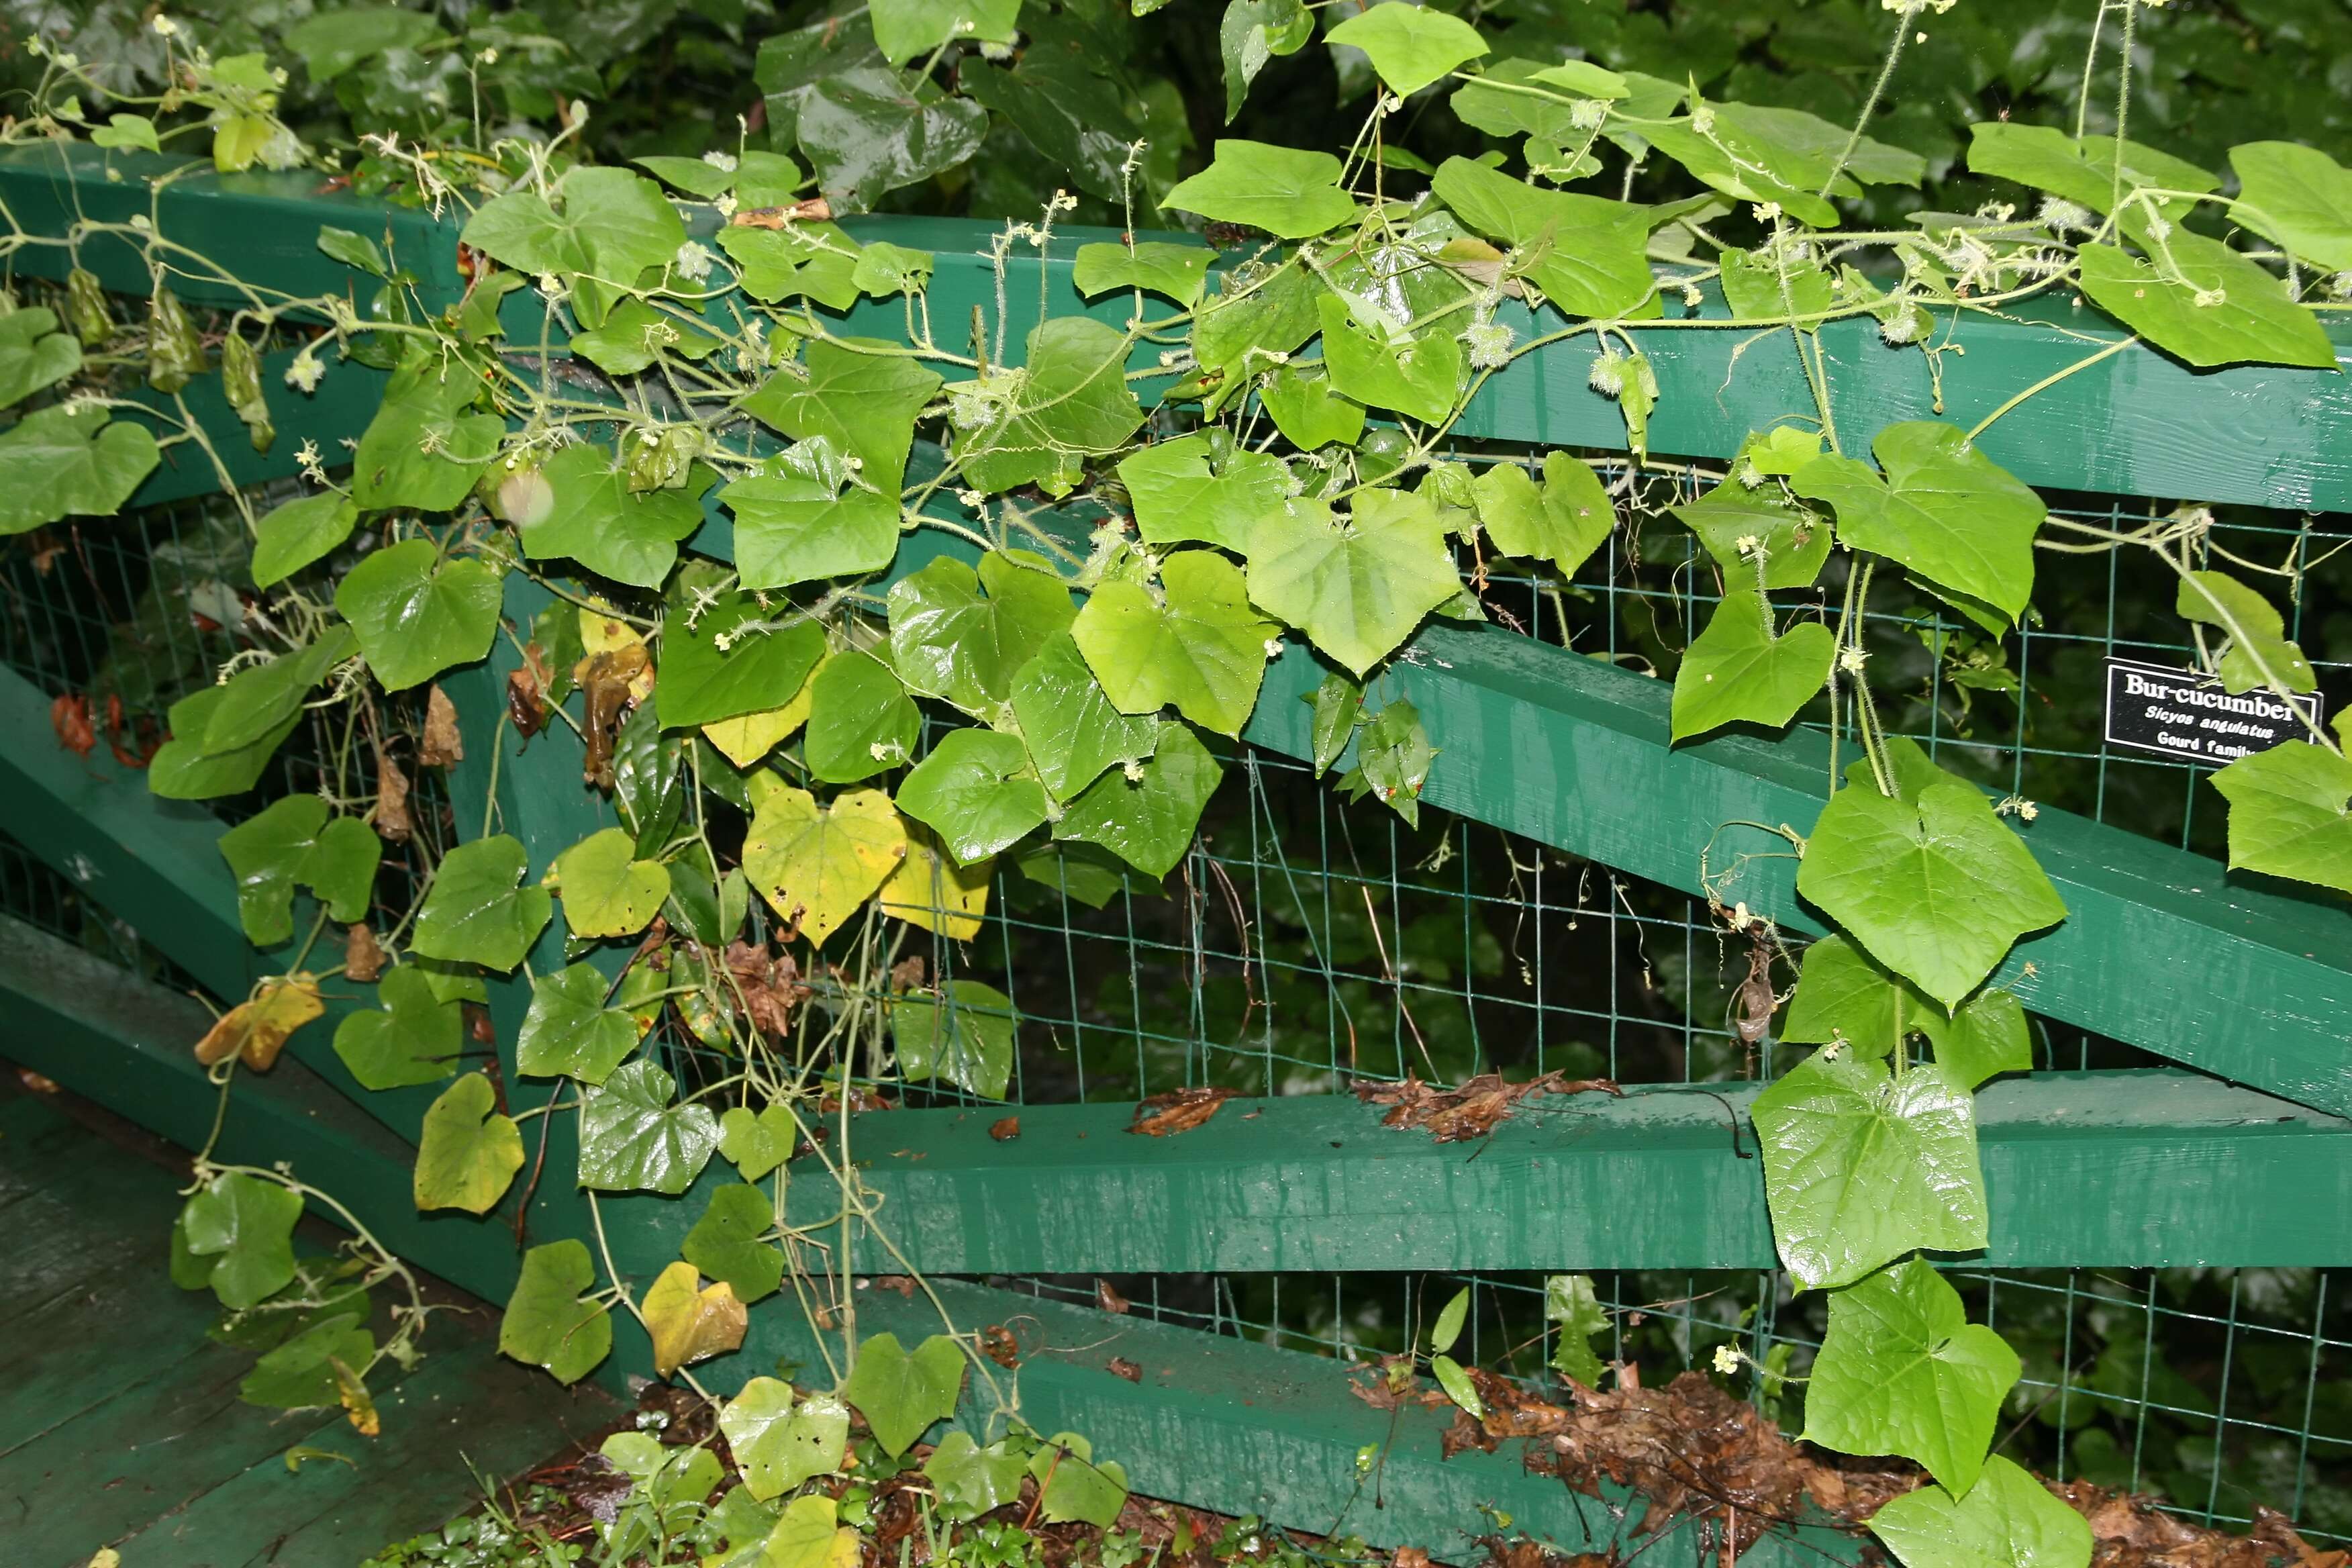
[0,1081,616,1567]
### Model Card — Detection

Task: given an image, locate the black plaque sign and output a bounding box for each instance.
[2103,658,2324,765]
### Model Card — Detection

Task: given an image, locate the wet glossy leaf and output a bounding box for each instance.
[896,730,1050,864]
[1671,588,1833,741]
[1012,632,1159,799]
[1307,671,1363,777]
[1804,1257,2019,1493]
[1871,1455,2094,1568]
[217,793,379,946]
[516,963,640,1085]
[843,1332,966,1457]
[499,1239,611,1384]
[579,1060,721,1194]
[1671,479,1830,591]
[2175,570,2316,694]
[889,552,1075,715]
[413,1072,524,1214]
[683,1183,785,1304]
[877,824,992,940]
[1753,1052,1986,1291]
[1073,550,1274,736]
[1029,1431,1129,1528]
[413,835,552,973]
[350,361,501,511]
[1430,1285,1469,1353]
[925,1431,1028,1520]
[643,1261,748,1374]
[1055,720,1220,877]
[660,595,826,730]
[724,472,900,591]
[895,977,1016,1099]
[240,1313,374,1411]
[1218,0,1314,121]
[1258,364,1365,450]
[460,166,685,326]
[1246,491,1458,676]
[955,317,1146,493]
[1967,122,2215,222]
[334,539,502,692]
[334,965,463,1089]
[1785,936,2029,1089]
[793,66,989,213]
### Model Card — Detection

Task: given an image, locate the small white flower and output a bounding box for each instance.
[702,150,738,173]
[714,193,737,219]
[1734,534,1763,558]
[673,240,715,282]
[151,14,179,36]
[477,46,499,65]
[1752,201,1781,223]
[1837,646,1869,674]
[284,347,325,393]
[1122,758,1146,783]
[1263,638,1283,660]
[2192,287,2226,309]
[1712,1344,1742,1375]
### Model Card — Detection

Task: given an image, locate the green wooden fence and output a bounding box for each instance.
[1,140,2347,1561]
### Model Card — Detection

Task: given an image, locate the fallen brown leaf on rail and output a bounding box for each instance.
[1095,1279,1130,1315]
[1355,1071,1622,1142]
[51,693,95,758]
[730,198,834,227]
[1129,1085,1241,1136]
[989,1116,1020,1142]
[979,1324,1020,1367]
[1109,1357,1142,1383]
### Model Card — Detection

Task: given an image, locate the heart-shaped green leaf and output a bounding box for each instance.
[1785,936,2029,1089]
[1869,1455,2094,1568]
[801,652,921,784]
[252,491,359,587]
[1028,1431,1130,1528]
[954,317,1146,494]
[1671,587,1833,741]
[2230,141,2352,273]
[1430,157,1656,319]
[721,1380,850,1500]
[413,835,552,972]
[683,1183,785,1304]
[842,1332,967,1457]
[334,538,502,692]
[547,827,670,939]
[413,1071,524,1214]
[889,552,1075,716]
[742,785,908,943]
[522,442,708,589]
[1471,454,1618,573]
[1072,240,1213,306]
[1671,478,1830,591]
[579,1059,720,1194]
[217,793,380,946]
[1325,3,1487,97]
[516,963,642,1084]
[334,965,464,1090]
[740,337,941,488]
[2210,740,2352,896]
[2077,235,2335,371]
[924,1431,1030,1520]
[1118,433,1290,553]
[1012,633,1159,801]
[1803,1257,2020,1494]
[895,730,1050,865]
[1792,423,2046,625]
[893,978,1017,1099]
[0,307,81,406]
[1162,140,1357,240]
[499,1239,612,1384]
[1054,720,1221,878]
[1073,550,1275,736]
[351,360,501,511]
[1246,491,1459,676]
[658,591,826,729]
[1753,1052,1988,1291]
[179,1171,303,1310]
[1316,295,1463,424]
[0,405,159,535]
[2174,570,2316,695]
[1798,753,2067,1008]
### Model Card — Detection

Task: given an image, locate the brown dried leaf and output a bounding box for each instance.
[577,643,649,789]
[730,198,834,228]
[418,684,464,768]
[1355,1071,1622,1142]
[871,1275,918,1297]
[989,1116,1020,1142]
[1096,1279,1130,1315]
[344,923,387,983]
[16,1067,59,1093]
[51,693,95,758]
[505,663,547,742]
[1109,1357,1143,1383]
[1130,1086,1241,1136]
[724,940,811,1038]
[330,1355,381,1436]
[194,977,325,1071]
[373,747,413,842]
[980,1324,1021,1368]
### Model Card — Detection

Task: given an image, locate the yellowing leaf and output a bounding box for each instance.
[701,647,824,767]
[763,1495,863,1568]
[878,823,991,940]
[641,1260,748,1374]
[195,977,324,1071]
[742,786,907,943]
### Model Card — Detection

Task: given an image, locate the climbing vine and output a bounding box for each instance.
[2,1,2349,1564]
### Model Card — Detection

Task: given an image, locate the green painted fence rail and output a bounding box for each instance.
[778,1071,2352,1275]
